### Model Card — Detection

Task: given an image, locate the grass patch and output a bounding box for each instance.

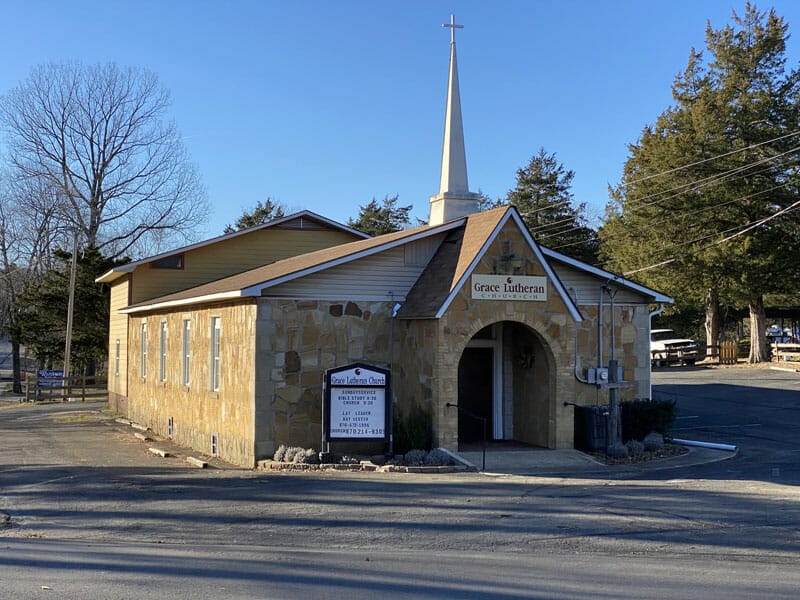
[53,412,105,423]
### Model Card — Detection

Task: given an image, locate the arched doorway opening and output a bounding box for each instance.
[456,322,553,449]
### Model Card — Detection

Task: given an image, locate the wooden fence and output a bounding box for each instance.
[24,373,107,403]
[719,340,739,365]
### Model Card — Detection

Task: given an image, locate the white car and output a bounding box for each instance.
[650,329,699,367]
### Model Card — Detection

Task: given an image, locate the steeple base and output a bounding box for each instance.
[429,191,481,225]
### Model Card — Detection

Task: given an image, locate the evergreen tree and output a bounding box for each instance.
[224,199,287,233]
[348,195,412,236]
[507,148,599,263]
[601,3,800,362]
[17,246,119,373]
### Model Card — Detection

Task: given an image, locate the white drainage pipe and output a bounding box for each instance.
[670,438,738,452]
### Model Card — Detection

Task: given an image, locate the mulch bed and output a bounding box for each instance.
[588,443,689,466]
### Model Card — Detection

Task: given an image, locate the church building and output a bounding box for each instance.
[98,17,671,467]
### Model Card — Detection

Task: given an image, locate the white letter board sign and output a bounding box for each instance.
[324,363,390,442]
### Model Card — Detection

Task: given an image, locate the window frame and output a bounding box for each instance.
[159,320,168,382]
[140,321,148,379]
[182,319,191,386]
[210,316,221,392]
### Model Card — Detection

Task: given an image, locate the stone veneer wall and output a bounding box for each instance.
[424,225,653,450]
[127,300,258,466]
[394,318,439,428]
[254,299,396,458]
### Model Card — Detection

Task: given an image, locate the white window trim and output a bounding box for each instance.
[140,321,147,379]
[210,316,221,392]
[159,320,168,382]
[114,339,120,376]
[182,319,191,386]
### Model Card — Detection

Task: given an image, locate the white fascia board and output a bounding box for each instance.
[118,291,243,315]
[240,219,466,297]
[435,210,583,322]
[95,265,135,283]
[261,293,406,302]
[540,246,674,304]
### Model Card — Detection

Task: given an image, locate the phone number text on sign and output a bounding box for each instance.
[329,387,386,438]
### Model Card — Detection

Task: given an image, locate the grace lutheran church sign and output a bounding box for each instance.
[471,274,547,301]
[323,363,391,443]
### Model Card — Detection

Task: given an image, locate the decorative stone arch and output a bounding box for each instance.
[437,315,560,450]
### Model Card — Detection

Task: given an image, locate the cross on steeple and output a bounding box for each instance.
[429,13,480,225]
[442,14,463,44]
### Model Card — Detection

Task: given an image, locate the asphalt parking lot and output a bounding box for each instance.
[1,365,799,599]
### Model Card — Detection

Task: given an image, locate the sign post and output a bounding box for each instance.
[323,363,391,457]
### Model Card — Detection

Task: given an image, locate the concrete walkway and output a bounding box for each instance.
[454,445,736,476]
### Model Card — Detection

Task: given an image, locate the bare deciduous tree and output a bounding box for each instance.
[0,176,67,392]
[0,62,209,259]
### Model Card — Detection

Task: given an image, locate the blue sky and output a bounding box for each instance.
[3,1,800,238]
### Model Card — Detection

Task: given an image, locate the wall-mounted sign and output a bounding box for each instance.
[471,274,547,301]
[324,363,391,442]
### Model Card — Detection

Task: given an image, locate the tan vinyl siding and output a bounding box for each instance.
[264,235,446,300]
[108,278,130,399]
[550,264,650,304]
[131,229,359,304]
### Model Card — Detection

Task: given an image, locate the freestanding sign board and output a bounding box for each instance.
[323,363,391,446]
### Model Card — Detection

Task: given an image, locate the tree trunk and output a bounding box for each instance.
[748,296,768,363]
[705,288,720,359]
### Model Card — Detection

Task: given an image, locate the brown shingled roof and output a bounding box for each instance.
[121,216,468,313]
[397,206,509,318]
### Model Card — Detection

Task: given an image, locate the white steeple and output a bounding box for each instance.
[429,14,481,226]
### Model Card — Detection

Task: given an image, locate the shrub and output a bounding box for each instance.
[404,449,427,466]
[393,403,433,454]
[621,399,676,442]
[282,446,305,463]
[626,439,645,457]
[293,448,319,464]
[643,432,664,452]
[424,448,454,466]
[273,444,287,462]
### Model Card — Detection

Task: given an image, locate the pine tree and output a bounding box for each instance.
[348,195,412,236]
[601,3,800,362]
[224,199,287,233]
[507,148,598,263]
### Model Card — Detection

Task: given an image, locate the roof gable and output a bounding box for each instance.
[540,246,673,304]
[398,207,583,321]
[120,218,467,314]
[96,210,368,284]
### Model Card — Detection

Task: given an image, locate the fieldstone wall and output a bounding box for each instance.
[254,298,396,458]
[126,300,258,467]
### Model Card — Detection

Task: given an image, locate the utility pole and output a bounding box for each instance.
[63,232,78,400]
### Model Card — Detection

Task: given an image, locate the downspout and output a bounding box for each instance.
[388,295,402,457]
[598,286,604,370]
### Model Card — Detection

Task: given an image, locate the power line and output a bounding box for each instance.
[618,129,800,188]
[622,197,800,276]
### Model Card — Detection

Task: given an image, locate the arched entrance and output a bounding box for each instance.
[456,322,553,449]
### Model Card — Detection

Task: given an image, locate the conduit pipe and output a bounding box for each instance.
[669,438,739,452]
[569,288,590,384]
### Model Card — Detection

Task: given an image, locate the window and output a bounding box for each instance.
[210,317,221,391]
[140,321,147,378]
[182,319,191,386]
[159,321,168,382]
[152,254,184,269]
[114,339,120,376]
